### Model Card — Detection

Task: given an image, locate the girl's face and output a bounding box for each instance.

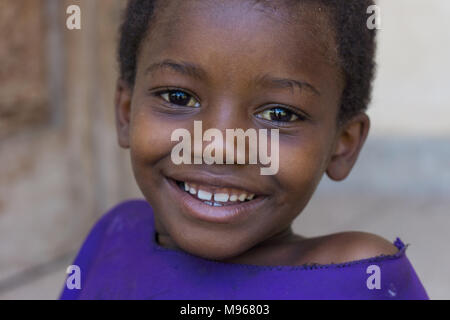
[116,0,368,262]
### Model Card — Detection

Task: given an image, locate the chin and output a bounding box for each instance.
[173,230,257,262]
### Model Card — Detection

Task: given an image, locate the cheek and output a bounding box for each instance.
[128,106,178,166]
[276,133,330,196]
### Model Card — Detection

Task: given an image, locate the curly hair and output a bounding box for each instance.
[118,0,377,125]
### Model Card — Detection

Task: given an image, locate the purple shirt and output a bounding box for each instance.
[59,199,429,300]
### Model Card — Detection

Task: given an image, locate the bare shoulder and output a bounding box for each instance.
[297,231,399,265]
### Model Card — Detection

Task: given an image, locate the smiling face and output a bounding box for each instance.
[115,0,370,263]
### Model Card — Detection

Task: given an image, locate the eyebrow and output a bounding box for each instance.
[145,59,207,81]
[145,59,320,96]
[254,74,320,96]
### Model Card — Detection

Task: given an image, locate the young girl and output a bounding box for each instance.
[60,0,428,299]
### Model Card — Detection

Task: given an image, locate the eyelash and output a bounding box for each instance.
[152,87,201,108]
[256,105,308,124]
[152,88,307,123]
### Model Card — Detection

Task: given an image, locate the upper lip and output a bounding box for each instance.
[165,170,270,196]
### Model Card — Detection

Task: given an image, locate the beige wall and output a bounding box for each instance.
[370,0,450,137]
[0,0,140,286]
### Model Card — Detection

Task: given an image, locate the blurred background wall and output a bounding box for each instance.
[0,0,448,299]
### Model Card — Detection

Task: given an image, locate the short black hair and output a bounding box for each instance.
[118,0,377,125]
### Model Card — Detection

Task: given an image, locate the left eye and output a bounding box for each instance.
[157,89,200,108]
[256,107,299,122]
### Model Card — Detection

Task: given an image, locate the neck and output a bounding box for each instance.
[154,224,305,266]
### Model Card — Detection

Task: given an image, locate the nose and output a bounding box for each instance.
[193,97,257,166]
[202,95,248,129]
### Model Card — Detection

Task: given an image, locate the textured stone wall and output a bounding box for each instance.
[0,0,49,139]
[0,0,140,287]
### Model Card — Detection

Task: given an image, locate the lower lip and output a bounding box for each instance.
[165,178,267,224]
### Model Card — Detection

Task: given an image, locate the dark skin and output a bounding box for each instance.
[115,0,398,266]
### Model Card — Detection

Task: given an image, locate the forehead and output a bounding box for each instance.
[138,0,341,91]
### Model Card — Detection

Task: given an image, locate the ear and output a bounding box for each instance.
[114,79,133,149]
[326,112,370,181]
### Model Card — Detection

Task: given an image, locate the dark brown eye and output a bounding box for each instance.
[256,107,299,122]
[159,90,200,108]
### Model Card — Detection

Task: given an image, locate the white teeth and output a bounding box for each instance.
[181,181,256,204]
[203,201,223,207]
[238,194,247,202]
[198,190,212,201]
[214,193,229,202]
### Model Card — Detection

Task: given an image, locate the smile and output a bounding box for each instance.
[175,180,256,207]
[165,175,268,224]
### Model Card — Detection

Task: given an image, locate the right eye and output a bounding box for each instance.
[255,107,300,123]
[155,89,200,108]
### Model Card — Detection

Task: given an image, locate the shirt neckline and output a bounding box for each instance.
[151,228,408,271]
